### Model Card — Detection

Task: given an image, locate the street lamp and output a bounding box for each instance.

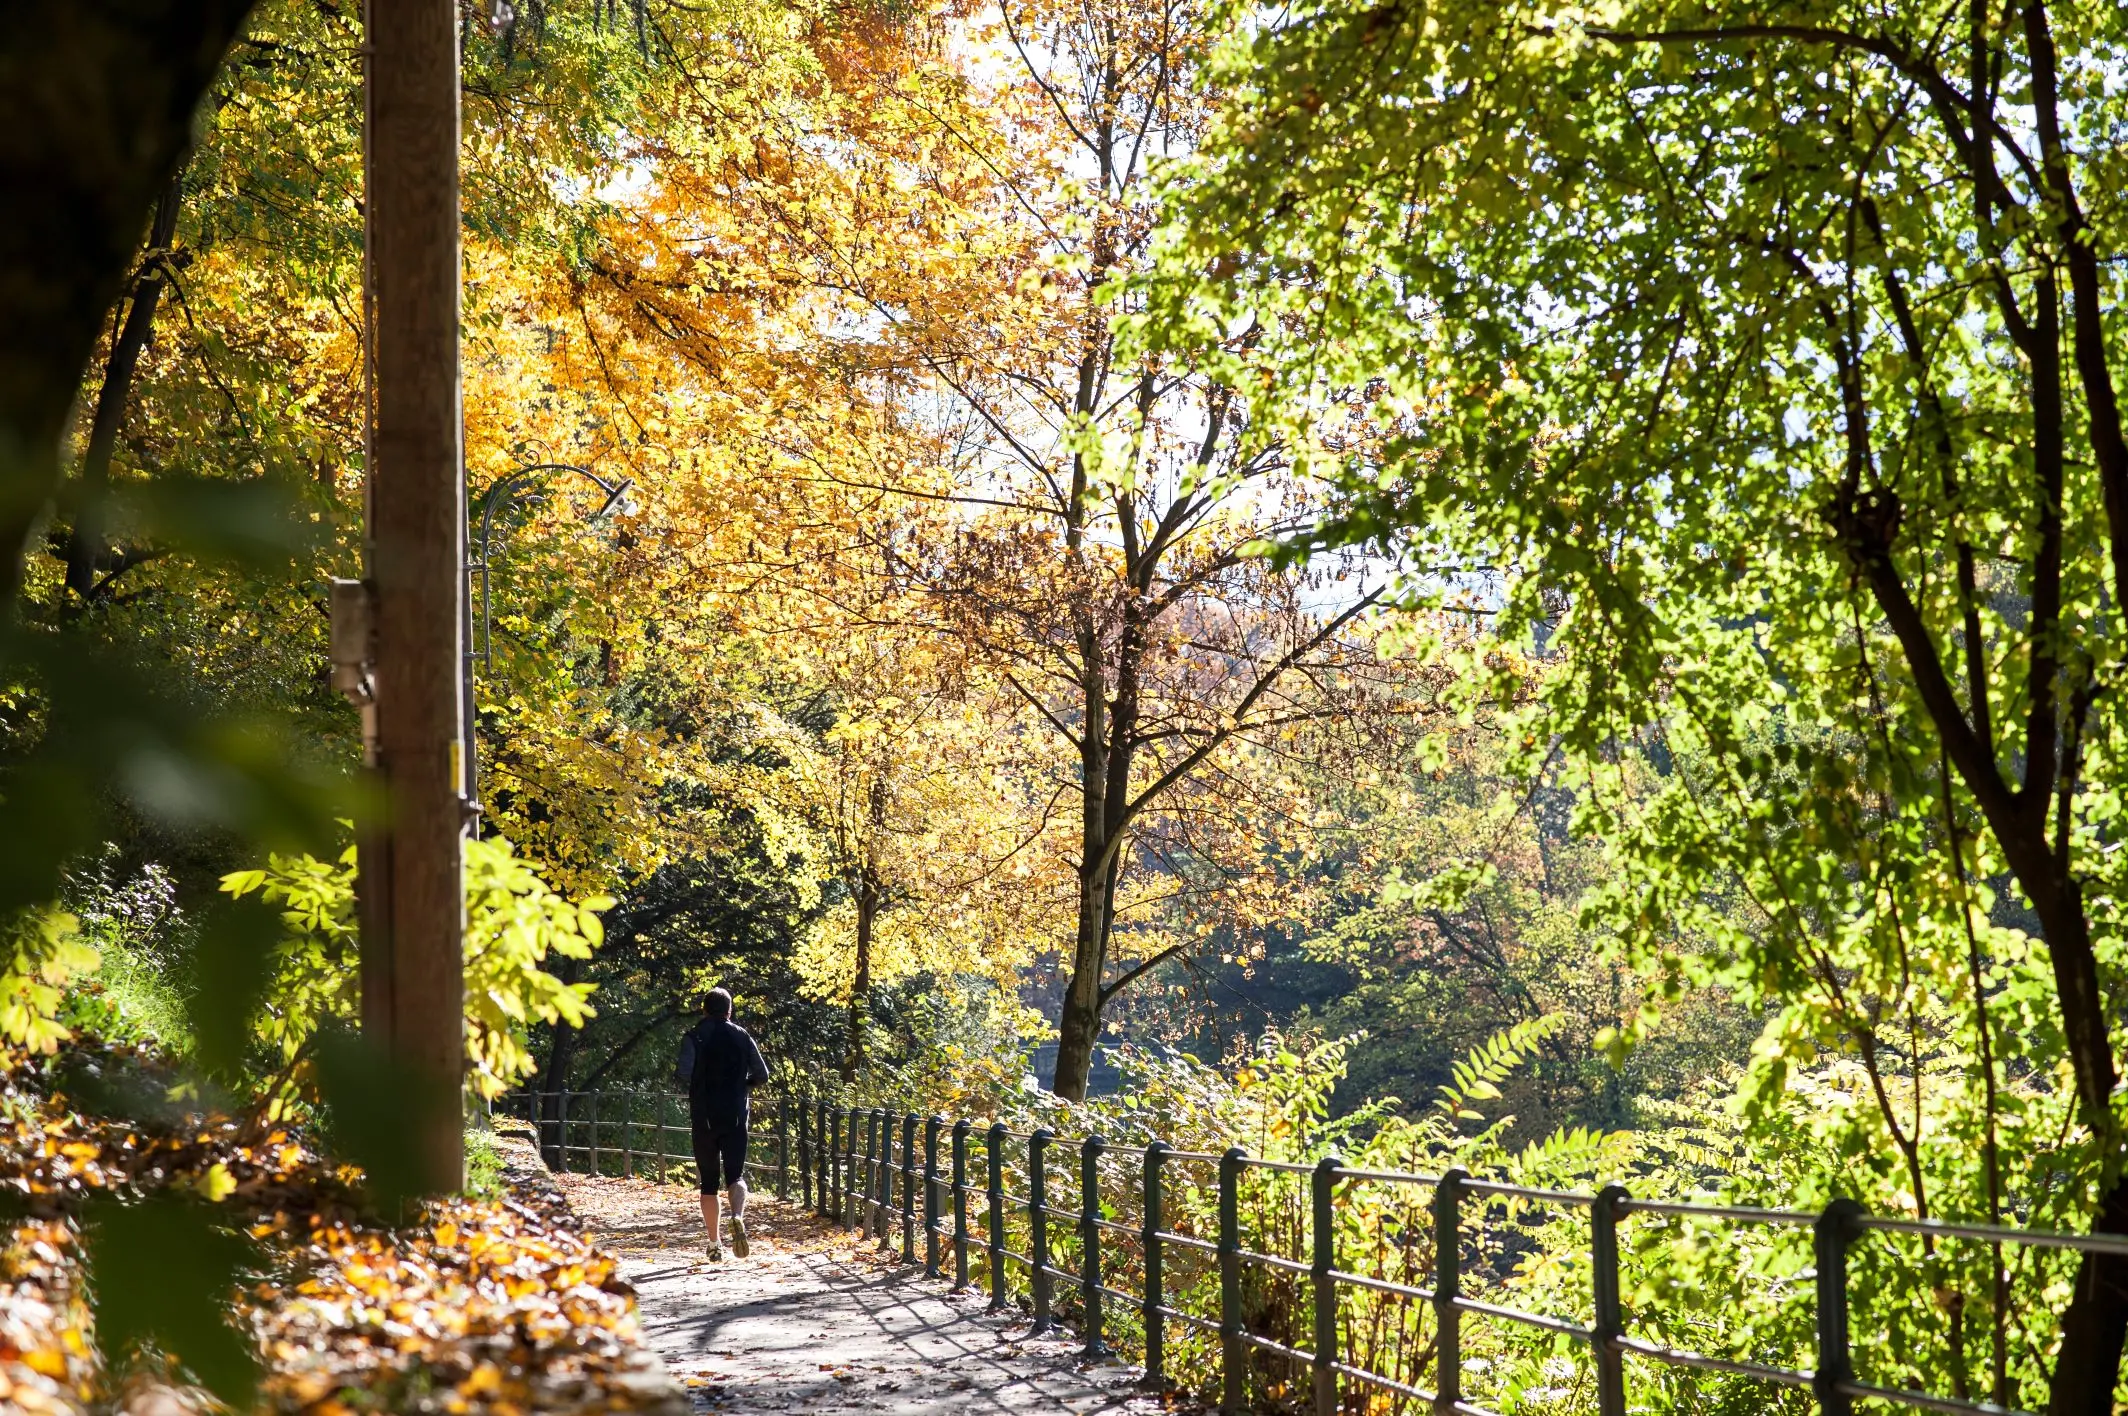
[462,462,636,834]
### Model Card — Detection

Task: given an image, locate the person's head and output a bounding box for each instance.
[704,987,733,1022]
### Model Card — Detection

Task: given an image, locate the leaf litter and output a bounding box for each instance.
[0,1038,678,1414]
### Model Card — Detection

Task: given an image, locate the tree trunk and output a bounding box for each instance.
[536,955,582,1165]
[1053,654,1135,1101]
[536,1029,577,1166]
[0,1,254,602]
[842,873,876,1082]
[1846,433,2128,1403]
[1952,763,2128,1408]
[2050,1174,2128,1414]
[1051,853,1111,1101]
[67,167,183,597]
[1051,618,1110,1103]
[2024,870,2128,1412]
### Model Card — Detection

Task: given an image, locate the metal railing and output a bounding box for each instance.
[778,1094,2114,1416]
[503,1089,794,1197]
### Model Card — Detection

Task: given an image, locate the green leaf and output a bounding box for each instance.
[313,1026,452,1209]
[84,1198,257,1404]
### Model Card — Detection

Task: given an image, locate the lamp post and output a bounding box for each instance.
[463,462,634,834]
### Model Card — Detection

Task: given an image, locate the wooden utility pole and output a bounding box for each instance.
[360,0,466,1192]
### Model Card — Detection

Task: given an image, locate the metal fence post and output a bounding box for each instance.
[860,1107,875,1236]
[859,1108,873,1234]
[1081,1133,1108,1358]
[1030,1128,1054,1333]
[826,1105,840,1220]
[1592,1183,1630,1416]
[987,1122,1008,1310]
[1219,1147,1247,1416]
[1312,1155,1342,1416]
[1142,1140,1169,1391]
[862,1109,879,1233]
[558,1089,572,1173]
[642,1090,659,1183]
[901,1112,918,1263]
[778,1095,791,1200]
[871,1108,887,1245]
[589,1091,602,1174]
[952,1118,972,1290]
[1434,1167,1467,1416]
[668,1090,685,1183]
[844,1107,856,1228]
[816,1098,829,1214]
[848,1105,862,1229]
[847,1107,860,1229]
[924,1115,943,1278]
[876,1108,895,1249]
[876,1110,888,1242]
[837,1105,852,1223]
[871,1107,886,1243]
[622,1093,634,1179]
[838,1098,855,1217]
[805,1099,816,1211]
[1815,1198,1865,1416]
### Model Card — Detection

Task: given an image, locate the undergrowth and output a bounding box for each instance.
[0,1035,660,1415]
[464,1126,506,1201]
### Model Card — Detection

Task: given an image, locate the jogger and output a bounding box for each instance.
[674,987,770,1259]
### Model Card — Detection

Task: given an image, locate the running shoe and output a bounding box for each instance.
[729,1216,750,1258]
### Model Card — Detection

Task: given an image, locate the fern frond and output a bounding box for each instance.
[1432,1013,1572,1121]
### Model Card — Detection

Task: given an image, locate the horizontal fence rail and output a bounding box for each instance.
[719,1092,2126,1416]
[502,1089,794,1200]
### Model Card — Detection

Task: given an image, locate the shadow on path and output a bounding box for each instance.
[554,1180,1178,1415]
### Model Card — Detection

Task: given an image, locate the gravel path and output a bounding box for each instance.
[551,1174,1175,1415]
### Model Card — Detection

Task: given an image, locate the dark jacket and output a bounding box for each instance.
[675,1017,769,1127]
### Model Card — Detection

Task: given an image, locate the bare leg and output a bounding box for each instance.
[700,1190,721,1247]
[727,1178,751,1255]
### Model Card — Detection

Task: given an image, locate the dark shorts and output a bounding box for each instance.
[691,1116,747,1192]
